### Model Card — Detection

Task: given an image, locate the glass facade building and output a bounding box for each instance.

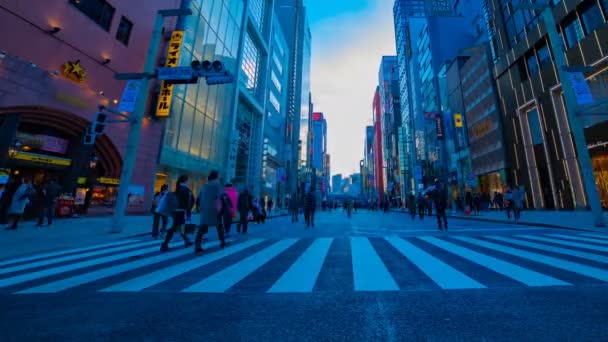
[158,0,245,192]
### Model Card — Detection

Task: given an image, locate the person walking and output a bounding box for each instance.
[408,193,416,220]
[151,184,169,239]
[432,180,448,231]
[236,188,252,234]
[504,187,513,219]
[512,186,524,224]
[222,182,237,237]
[4,178,33,230]
[268,198,274,215]
[304,191,316,228]
[193,170,225,255]
[417,193,426,220]
[289,193,299,223]
[160,175,193,252]
[37,178,61,227]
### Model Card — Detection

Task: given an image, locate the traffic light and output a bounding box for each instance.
[92,112,107,134]
[83,126,95,145]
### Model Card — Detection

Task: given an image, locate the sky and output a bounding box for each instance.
[307,0,396,177]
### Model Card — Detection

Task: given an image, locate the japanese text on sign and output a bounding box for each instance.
[156,30,185,117]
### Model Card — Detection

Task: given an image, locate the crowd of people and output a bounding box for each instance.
[1,177,62,230]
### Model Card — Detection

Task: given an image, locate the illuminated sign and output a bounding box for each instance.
[312,112,323,121]
[62,60,87,83]
[156,30,185,117]
[454,113,463,128]
[15,132,69,154]
[10,151,71,166]
[97,177,120,185]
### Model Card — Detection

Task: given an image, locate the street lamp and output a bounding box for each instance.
[514,1,604,227]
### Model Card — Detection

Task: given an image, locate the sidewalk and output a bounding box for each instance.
[395,208,608,232]
[0,210,289,261]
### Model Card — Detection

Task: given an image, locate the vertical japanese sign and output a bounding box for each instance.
[155,30,185,117]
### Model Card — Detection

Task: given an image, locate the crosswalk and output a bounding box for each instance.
[1,232,607,295]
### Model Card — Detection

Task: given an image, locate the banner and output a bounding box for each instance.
[155,30,185,117]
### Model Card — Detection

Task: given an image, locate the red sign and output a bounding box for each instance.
[312,112,323,121]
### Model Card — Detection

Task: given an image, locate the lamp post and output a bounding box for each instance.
[515,2,604,227]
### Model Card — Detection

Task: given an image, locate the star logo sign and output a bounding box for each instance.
[62,60,87,82]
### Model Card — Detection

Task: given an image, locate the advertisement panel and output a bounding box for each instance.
[15,132,69,154]
[156,30,185,117]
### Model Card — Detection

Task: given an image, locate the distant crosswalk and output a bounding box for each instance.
[1,232,607,295]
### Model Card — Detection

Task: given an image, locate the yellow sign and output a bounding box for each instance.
[97,177,120,185]
[156,30,185,117]
[62,60,87,83]
[10,151,71,166]
[77,177,87,185]
[454,113,463,128]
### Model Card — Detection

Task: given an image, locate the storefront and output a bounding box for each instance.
[478,170,507,195]
[586,120,608,209]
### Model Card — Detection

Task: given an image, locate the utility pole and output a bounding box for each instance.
[110,9,192,233]
[516,2,604,227]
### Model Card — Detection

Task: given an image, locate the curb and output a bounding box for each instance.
[391,210,595,232]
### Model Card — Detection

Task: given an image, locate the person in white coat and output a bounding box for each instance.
[4,177,33,230]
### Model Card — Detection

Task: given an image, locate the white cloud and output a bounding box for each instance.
[310,0,396,177]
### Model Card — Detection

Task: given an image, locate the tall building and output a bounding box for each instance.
[372,87,385,200]
[0,0,178,214]
[485,0,608,209]
[332,174,343,195]
[378,56,402,202]
[262,14,291,207]
[275,0,312,197]
[363,125,376,199]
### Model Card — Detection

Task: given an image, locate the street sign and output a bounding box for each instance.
[206,75,234,85]
[568,71,594,105]
[117,79,141,113]
[157,66,194,81]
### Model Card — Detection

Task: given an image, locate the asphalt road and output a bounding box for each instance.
[1,211,607,341]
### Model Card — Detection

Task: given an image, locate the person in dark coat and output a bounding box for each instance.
[408,193,416,220]
[417,193,426,220]
[432,179,448,231]
[160,175,193,252]
[236,188,252,234]
[304,191,316,228]
[289,193,299,223]
[37,178,61,227]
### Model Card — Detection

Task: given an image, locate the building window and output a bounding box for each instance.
[269,92,280,112]
[241,33,260,93]
[537,42,551,68]
[518,59,529,82]
[562,15,585,48]
[249,0,267,30]
[270,71,281,93]
[116,16,133,45]
[69,0,115,31]
[580,1,605,35]
[602,0,608,17]
[526,53,539,76]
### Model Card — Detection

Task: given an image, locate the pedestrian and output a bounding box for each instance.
[408,193,416,220]
[151,184,169,239]
[473,192,481,216]
[289,193,299,223]
[193,170,225,255]
[160,175,193,252]
[223,182,238,237]
[268,198,274,214]
[236,187,252,234]
[504,187,513,219]
[37,178,61,227]
[304,191,316,228]
[432,180,448,231]
[4,177,33,230]
[512,186,524,224]
[417,193,425,220]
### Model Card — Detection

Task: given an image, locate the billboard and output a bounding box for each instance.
[425,0,455,16]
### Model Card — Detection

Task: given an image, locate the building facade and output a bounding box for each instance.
[485,0,608,209]
[372,87,385,201]
[0,0,180,214]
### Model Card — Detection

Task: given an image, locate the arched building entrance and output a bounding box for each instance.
[0,106,123,216]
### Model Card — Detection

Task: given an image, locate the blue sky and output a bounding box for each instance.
[307,0,396,177]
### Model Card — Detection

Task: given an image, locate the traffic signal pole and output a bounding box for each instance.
[110,9,191,233]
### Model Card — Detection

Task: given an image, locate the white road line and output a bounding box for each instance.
[0,240,159,277]
[351,237,399,291]
[268,238,333,293]
[517,235,608,253]
[421,237,569,287]
[386,237,485,289]
[0,241,169,288]
[487,236,608,264]
[578,233,608,240]
[546,234,608,245]
[16,241,223,294]
[454,236,608,282]
[183,239,299,293]
[0,240,139,268]
[101,239,265,292]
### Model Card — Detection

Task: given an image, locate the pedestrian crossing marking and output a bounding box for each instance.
[268,238,333,293]
[486,236,608,264]
[386,237,485,289]
[0,241,175,288]
[16,241,223,294]
[518,235,608,253]
[101,239,265,292]
[420,237,569,287]
[183,239,299,293]
[546,234,608,245]
[351,237,399,291]
[0,240,139,268]
[578,233,608,240]
[454,236,608,282]
[0,240,159,276]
